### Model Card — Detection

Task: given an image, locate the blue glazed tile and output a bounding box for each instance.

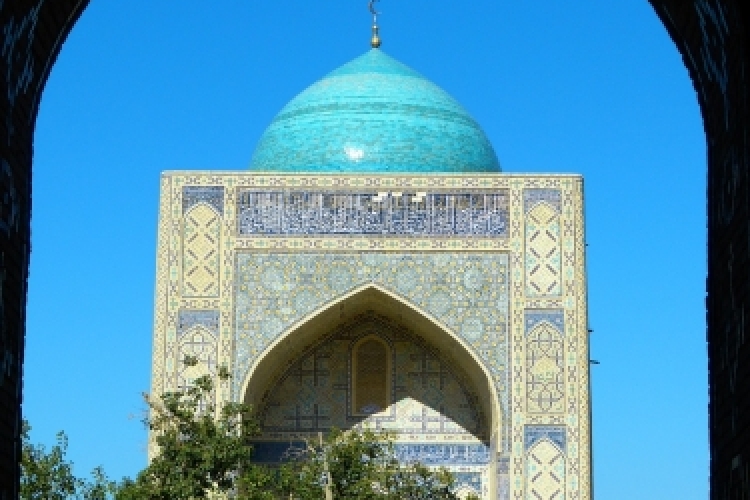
[249,50,501,174]
[183,186,224,215]
[392,443,491,466]
[236,189,509,237]
[523,426,566,453]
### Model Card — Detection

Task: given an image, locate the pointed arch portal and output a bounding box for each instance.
[242,284,501,423]
[241,284,502,493]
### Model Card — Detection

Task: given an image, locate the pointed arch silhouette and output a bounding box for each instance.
[240,282,503,445]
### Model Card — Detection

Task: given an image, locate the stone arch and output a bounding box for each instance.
[241,283,503,496]
[241,282,502,436]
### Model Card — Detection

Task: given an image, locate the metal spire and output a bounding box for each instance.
[369,0,381,48]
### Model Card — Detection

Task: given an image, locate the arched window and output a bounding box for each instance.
[352,335,390,415]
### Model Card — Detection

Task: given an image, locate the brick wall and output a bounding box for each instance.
[0,1,88,497]
[648,1,750,498]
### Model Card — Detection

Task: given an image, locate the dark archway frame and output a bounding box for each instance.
[1,1,748,497]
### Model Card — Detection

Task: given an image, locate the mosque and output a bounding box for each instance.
[149,13,590,500]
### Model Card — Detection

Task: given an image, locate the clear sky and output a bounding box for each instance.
[25,1,707,498]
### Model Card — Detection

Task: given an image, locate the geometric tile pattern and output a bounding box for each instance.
[526,438,565,500]
[453,472,483,498]
[524,310,565,338]
[523,189,561,214]
[177,309,220,338]
[393,445,491,466]
[182,203,221,297]
[176,326,217,390]
[526,319,565,414]
[252,313,489,495]
[256,313,485,438]
[523,426,566,453]
[496,457,511,500]
[233,252,509,415]
[151,172,589,500]
[237,190,509,237]
[525,190,562,297]
[183,186,224,215]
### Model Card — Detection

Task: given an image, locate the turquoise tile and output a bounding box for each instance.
[249,49,501,173]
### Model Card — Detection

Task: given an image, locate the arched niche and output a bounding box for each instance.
[241,283,504,498]
[350,334,392,416]
[241,283,502,442]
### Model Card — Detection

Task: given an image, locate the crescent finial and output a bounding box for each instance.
[369,0,380,18]
[369,0,381,48]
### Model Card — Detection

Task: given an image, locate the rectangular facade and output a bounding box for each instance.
[151,172,589,500]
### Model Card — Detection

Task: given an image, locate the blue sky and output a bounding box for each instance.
[25,1,706,498]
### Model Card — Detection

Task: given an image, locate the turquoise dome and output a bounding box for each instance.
[249,49,501,173]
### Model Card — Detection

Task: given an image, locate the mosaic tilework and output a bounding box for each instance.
[249,50,500,174]
[523,189,561,214]
[393,444,491,466]
[252,314,491,496]
[175,309,220,408]
[176,326,217,390]
[525,312,565,414]
[524,191,562,297]
[151,175,172,400]
[237,190,509,237]
[569,181,591,500]
[177,309,219,338]
[235,236,509,252]
[526,439,565,500]
[182,186,224,215]
[524,426,566,453]
[233,252,509,416]
[524,310,565,336]
[256,314,485,438]
[248,442,493,467]
[497,458,511,500]
[182,203,221,297]
[453,472,483,498]
[150,172,588,500]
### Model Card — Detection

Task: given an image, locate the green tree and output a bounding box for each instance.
[116,359,258,499]
[20,421,117,500]
[22,355,480,499]
[238,428,480,500]
[119,355,479,499]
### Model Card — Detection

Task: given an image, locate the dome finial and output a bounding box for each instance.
[369,0,381,48]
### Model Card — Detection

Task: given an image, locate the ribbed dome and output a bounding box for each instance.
[249,49,501,173]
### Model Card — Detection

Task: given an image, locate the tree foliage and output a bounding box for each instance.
[239,427,479,500]
[20,421,117,500]
[116,359,257,499]
[24,356,480,499]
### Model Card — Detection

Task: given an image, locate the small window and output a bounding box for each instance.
[352,336,389,415]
